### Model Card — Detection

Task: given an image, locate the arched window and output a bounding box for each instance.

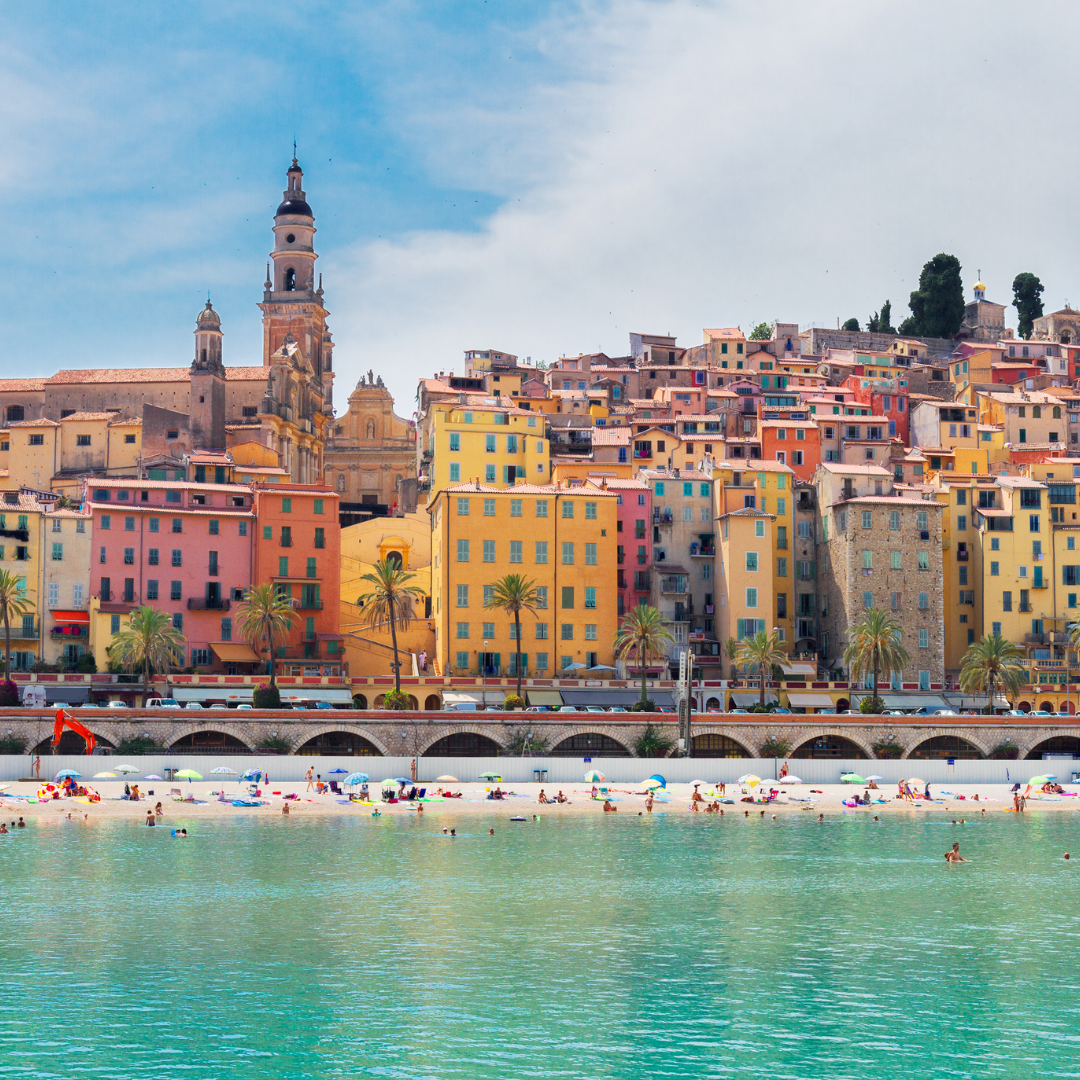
[1033,406,1042,418]
[1061,332,1072,345]
[366,419,376,439]
[386,551,403,570]
[284,267,296,291]
[6,405,24,422]
[201,348,207,365]
[1054,406,1062,419]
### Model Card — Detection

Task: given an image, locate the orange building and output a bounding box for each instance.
[252,483,342,676]
[759,418,820,482]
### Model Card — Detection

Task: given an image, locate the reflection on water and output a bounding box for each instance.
[1,812,1078,1079]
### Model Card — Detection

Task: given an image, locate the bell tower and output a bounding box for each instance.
[190,300,226,450]
[258,156,335,411]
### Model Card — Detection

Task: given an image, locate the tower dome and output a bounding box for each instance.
[196,299,221,329]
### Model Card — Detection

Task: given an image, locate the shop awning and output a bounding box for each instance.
[865,693,949,711]
[526,690,564,707]
[786,692,836,709]
[173,686,253,703]
[51,610,90,624]
[728,692,760,707]
[779,662,817,677]
[561,688,677,708]
[443,690,505,706]
[281,688,355,706]
[44,686,90,704]
[210,642,261,663]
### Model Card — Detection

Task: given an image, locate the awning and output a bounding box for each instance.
[443,690,505,706]
[861,693,949,710]
[51,610,90,624]
[943,695,1010,710]
[527,690,564,707]
[281,688,355,706]
[210,642,261,663]
[786,692,836,709]
[44,686,90,704]
[560,689,677,708]
[316,633,344,642]
[173,686,253,703]
[728,692,760,707]
[779,662,817,677]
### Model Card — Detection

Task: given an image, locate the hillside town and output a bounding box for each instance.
[2,158,1080,729]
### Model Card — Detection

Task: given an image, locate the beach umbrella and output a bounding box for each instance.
[584,770,606,782]
[343,773,368,785]
[906,778,925,788]
[840,773,865,784]
[435,775,458,783]
[640,778,664,789]
[55,770,82,780]
[865,775,884,782]
[211,767,236,775]
[144,775,163,781]
[737,774,761,785]
[92,771,117,779]
[241,770,262,781]
[328,768,349,775]
[689,780,707,788]
[175,770,202,783]
[114,765,139,775]
[392,777,412,785]
[478,771,502,781]
[0,783,9,792]
[1027,774,1056,786]
[650,774,666,786]
[778,775,802,784]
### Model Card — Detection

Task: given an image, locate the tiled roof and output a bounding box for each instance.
[842,495,942,507]
[439,482,617,496]
[0,493,46,511]
[58,412,116,422]
[591,428,630,446]
[597,478,649,490]
[87,478,250,493]
[87,504,254,518]
[0,379,47,392]
[724,459,793,473]
[817,462,891,475]
[703,327,745,338]
[6,418,59,427]
[759,419,819,429]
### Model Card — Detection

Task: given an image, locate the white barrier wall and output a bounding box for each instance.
[2,755,1074,786]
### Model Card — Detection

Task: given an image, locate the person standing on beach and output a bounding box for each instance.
[645,793,653,813]
[32,756,40,779]
[779,761,789,779]
[305,767,314,792]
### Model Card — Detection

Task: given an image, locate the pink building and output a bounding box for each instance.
[605,479,652,618]
[85,478,254,671]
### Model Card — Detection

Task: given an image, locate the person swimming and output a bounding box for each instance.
[945,842,966,862]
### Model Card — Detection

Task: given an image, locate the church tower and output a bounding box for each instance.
[190,300,226,450]
[258,157,335,411]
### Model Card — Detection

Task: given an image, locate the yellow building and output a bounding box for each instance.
[339,512,435,678]
[426,403,549,500]
[0,492,44,670]
[429,483,618,678]
[41,506,94,667]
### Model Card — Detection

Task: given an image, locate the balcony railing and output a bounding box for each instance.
[298,598,324,610]
[653,510,673,524]
[12,619,39,638]
[187,598,231,611]
[1024,631,1046,643]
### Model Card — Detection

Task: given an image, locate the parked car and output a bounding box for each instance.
[208,704,228,710]
[582,706,606,713]
[146,698,181,709]
[932,709,958,717]
[607,706,628,713]
[106,700,129,709]
[729,708,748,714]
[524,705,552,712]
[184,702,204,710]
[235,704,253,710]
[314,701,335,710]
[772,707,792,714]
[558,705,580,713]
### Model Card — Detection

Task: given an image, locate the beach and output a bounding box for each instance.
[4,777,1077,823]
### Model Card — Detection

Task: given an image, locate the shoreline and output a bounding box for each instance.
[2,780,1075,823]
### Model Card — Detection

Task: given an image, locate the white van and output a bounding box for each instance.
[145,698,181,709]
[445,701,479,711]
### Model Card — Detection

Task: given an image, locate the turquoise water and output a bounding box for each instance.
[2,812,1080,1079]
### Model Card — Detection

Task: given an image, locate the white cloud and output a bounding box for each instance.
[327,0,1080,408]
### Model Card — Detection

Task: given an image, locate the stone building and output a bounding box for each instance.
[814,462,945,689]
[324,373,416,523]
[1033,304,1080,345]
[959,278,1012,342]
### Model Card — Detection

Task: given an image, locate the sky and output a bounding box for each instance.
[6,0,1080,413]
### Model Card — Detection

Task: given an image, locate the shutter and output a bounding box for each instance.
[737,618,745,640]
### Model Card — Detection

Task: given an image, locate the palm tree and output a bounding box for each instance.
[236,584,296,688]
[724,636,740,680]
[960,633,1027,714]
[357,557,425,695]
[614,605,673,709]
[0,570,30,683]
[736,629,787,709]
[484,574,541,700]
[107,606,186,699]
[843,608,910,712]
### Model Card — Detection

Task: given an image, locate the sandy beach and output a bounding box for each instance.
[2,777,1078,824]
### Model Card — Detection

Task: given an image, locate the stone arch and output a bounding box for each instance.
[293,728,384,756]
[168,729,252,752]
[1039,700,1055,713]
[424,694,441,711]
[834,698,850,712]
[790,729,874,759]
[284,267,296,291]
[32,728,117,755]
[691,731,753,758]
[422,727,506,756]
[288,723,393,756]
[352,694,368,709]
[704,696,722,711]
[904,733,985,760]
[550,730,631,757]
[1016,700,1032,713]
[1022,734,1080,760]
[1062,331,1072,345]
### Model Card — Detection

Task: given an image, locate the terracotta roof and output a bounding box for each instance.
[723,460,793,474]
[759,419,819,429]
[6,418,58,428]
[591,428,630,446]
[88,504,254,518]
[108,417,142,427]
[87,478,250,493]
[58,412,116,422]
[703,327,745,338]
[637,467,712,481]
[817,462,892,476]
[596,478,649,490]
[0,493,46,511]
[438,482,617,496]
[0,379,47,392]
[44,366,268,386]
[842,496,942,508]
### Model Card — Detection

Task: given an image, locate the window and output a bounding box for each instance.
[28,434,44,446]
[797,521,812,539]
[170,581,182,601]
[449,462,461,483]
[957,515,967,531]
[123,546,134,565]
[457,584,469,607]
[536,622,548,640]
[208,519,219,536]
[536,500,548,517]
[511,499,522,518]
[146,579,158,600]
[484,498,496,517]
[535,541,548,565]
[585,543,597,565]
[280,525,292,547]
[457,539,469,562]
[861,510,872,529]
[281,497,292,513]
[585,586,597,609]
[457,498,469,516]
[990,561,999,576]
[745,552,758,572]
[277,555,289,577]
[1029,515,1040,532]
[561,624,574,640]
[51,542,63,561]
[585,501,597,519]
[100,514,111,531]
[449,432,460,452]
[862,591,873,609]
[562,501,574,519]
[890,592,900,611]
[562,542,574,565]
[306,557,316,578]
[777,557,787,577]
[170,549,181,567]
[889,511,900,531]
[456,622,469,639]
[991,537,1000,551]
[485,465,496,483]
[562,587,574,609]
[862,550,872,570]
[917,552,929,570]
[485,434,496,453]
[535,586,548,609]
[110,615,120,634]
[172,519,182,534]
[483,622,495,639]
[483,585,494,607]
[1002,591,1012,611]
[918,592,929,610]
[510,540,522,564]
[746,587,758,608]
[75,434,91,447]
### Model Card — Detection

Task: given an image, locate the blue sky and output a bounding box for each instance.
[8,1,1080,411]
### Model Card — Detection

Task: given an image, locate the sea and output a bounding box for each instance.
[1,810,1078,1079]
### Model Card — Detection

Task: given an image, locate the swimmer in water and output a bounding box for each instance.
[281,803,290,816]
[145,810,156,827]
[489,828,494,835]
[817,814,825,822]
[450,828,456,836]
[945,842,966,862]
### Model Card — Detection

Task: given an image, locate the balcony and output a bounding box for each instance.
[297,598,324,610]
[956,550,968,561]
[653,510,673,525]
[659,576,689,595]
[689,543,715,557]
[1024,632,1048,644]
[187,598,231,611]
[11,619,39,639]
[280,537,293,548]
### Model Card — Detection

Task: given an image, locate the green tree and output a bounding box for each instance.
[736,629,787,709]
[724,636,740,679]
[0,570,30,682]
[842,317,860,332]
[905,253,965,338]
[614,605,673,709]
[236,583,297,689]
[868,300,894,334]
[959,633,1027,714]
[748,322,771,341]
[483,573,541,701]
[1012,272,1045,340]
[843,608,910,711]
[107,606,186,698]
[357,558,426,696]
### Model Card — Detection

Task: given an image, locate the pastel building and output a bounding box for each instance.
[42,505,93,667]
[605,478,652,618]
